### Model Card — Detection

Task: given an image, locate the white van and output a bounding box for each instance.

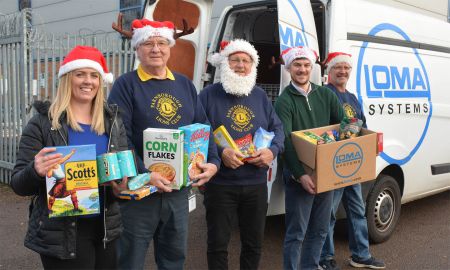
[140,0,450,243]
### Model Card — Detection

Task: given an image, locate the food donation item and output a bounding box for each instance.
[179,123,210,187]
[213,125,239,151]
[253,127,275,150]
[97,150,138,184]
[117,150,138,178]
[97,153,121,184]
[320,130,337,144]
[143,128,184,190]
[45,145,99,218]
[297,131,325,145]
[339,117,364,140]
[127,172,151,191]
[119,185,158,200]
[235,134,256,160]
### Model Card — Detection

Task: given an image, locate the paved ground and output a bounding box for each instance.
[0,183,448,269]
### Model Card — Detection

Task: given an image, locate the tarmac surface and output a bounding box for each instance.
[0,183,448,269]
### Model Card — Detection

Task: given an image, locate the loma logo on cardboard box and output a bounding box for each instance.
[333,143,364,178]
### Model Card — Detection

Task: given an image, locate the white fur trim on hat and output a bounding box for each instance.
[325,53,352,73]
[281,46,316,69]
[208,39,259,67]
[58,59,113,83]
[131,25,175,49]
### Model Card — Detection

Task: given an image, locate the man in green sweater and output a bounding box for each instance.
[274,46,345,270]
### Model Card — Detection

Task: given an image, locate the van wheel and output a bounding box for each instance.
[366,174,401,243]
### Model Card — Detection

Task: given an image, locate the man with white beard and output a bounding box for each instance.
[199,39,285,270]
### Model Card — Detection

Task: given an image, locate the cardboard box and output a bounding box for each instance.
[291,124,377,193]
[143,128,184,190]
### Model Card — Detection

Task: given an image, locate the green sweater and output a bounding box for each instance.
[274,82,344,179]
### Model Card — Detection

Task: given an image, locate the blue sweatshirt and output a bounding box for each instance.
[108,70,221,173]
[326,83,367,128]
[199,83,284,186]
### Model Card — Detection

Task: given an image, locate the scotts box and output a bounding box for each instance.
[179,123,210,187]
[291,124,378,193]
[143,128,184,190]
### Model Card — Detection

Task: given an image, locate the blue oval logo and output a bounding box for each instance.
[333,142,364,178]
[278,0,309,51]
[355,23,433,165]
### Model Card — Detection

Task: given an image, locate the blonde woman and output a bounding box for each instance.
[11,46,128,269]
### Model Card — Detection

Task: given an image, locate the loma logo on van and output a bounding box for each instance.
[333,143,364,178]
[356,23,433,165]
[363,65,427,98]
[278,0,309,51]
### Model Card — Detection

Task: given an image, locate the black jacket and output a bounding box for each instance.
[11,101,128,259]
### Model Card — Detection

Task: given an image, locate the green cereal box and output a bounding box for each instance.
[143,128,184,190]
[179,123,210,187]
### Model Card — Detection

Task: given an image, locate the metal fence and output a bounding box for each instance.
[0,9,135,184]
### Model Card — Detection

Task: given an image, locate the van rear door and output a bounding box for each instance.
[141,0,213,90]
[277,0,321,87]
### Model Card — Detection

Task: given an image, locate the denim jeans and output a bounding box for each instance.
[204,182,268,270]
[321,183,371,261]
[117,188,189,270]
[283,170,333,270]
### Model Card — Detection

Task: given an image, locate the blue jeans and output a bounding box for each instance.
[117,188,189,270]
[283,170,333,270]
[321,184,371,261]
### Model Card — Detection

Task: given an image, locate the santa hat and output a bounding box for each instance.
[208,39,259,67]
[325,52,352,73]
[131,19,175,49]
[281,46,317,69]
[58,46,113,83]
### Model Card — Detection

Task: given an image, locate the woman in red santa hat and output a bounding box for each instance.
[11,45,129,269]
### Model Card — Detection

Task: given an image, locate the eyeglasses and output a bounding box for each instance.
[228,57,253,66]
[141,40,170,49]
[332,65,352,71]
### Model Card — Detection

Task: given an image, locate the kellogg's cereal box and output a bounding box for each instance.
[179,123,210,187]
[143,128,184,190]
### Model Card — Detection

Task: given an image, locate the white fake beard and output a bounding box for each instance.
[219,60,257,96]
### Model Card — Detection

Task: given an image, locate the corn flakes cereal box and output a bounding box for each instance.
[45,144,99,218]
[143,128,184,190]
[179,123,210,187]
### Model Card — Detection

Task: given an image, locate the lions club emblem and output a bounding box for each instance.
[151,93,182,125]
[343,103,357,119]
[226,105,254,132]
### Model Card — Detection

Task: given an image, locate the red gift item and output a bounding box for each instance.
[235,134,256,161]
[377,132,383,155]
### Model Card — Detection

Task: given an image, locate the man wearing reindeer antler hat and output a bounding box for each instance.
[108,19,220,269]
